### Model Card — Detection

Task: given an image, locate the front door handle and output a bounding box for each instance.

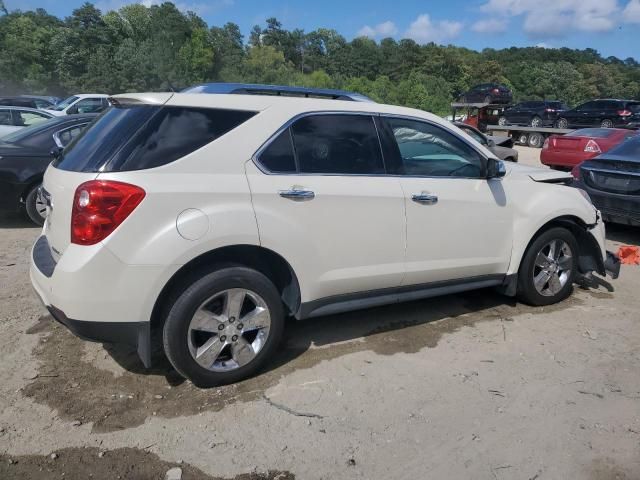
[279,189,315,200]
[411,193,438,205]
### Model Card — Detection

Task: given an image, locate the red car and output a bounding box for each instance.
[541,128,638,170]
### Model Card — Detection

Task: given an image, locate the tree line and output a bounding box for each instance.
[1,2,640,115]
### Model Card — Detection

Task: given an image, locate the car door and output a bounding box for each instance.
[246,113,406,304]
[379,115,512,286]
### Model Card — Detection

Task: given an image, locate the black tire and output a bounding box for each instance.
[530,115,542,128]
[516,132,529,145]
[527,132,545,148]
[498,116,507,126]
[24,184,45,226]
[556,118,568,129]
[163,266,285,387]
[600,119,613,128]
[517,227,578,306]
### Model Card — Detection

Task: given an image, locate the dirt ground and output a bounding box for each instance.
[1,146,639,479]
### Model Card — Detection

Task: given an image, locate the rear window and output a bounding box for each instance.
[570,128,617,138]
[605,135,640,157]
[55,105,256,172]
[627,103,640,113]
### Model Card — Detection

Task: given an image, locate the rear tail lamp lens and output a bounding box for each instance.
[618,110,632,117]
[584,140,601,153]
[71,180,145,245]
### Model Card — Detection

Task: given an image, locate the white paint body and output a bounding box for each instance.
[42,94,109,116]
[30,93,604,326]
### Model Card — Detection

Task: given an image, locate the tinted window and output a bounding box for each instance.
[0,109,11,125]
[459,125,487,145]
[577,102,597,111]
[258,129,296,173]
[291,115,384,174]
[56,106,256,172]
[74,98,106,114]
[55,124,88,147]
[600,100,622,110]
[626,102,640,113]
[385,118,483,178]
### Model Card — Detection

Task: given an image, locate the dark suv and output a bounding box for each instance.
[499,100,569,127]
[459,83,512,104]
[556,99,640,129]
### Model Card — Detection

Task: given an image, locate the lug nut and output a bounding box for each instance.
[218,324,225,331]
[220,335,227,342]
[232,335,238,341]
[229,317,235,323]
[237,323,243,330]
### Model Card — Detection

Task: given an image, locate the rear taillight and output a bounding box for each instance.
[618,110,632,117]
[584,139,601,153]
[544,108,556,113]
[71,180,145,245]
[542,138,549,149]
[492,88,500,94]
[571,164,581,179]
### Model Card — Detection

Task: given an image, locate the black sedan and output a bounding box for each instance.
[0,114,95,225]
[499,100,569,127]
[574,135,640,226]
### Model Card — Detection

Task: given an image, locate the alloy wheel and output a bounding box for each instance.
[187,288,271,372]
[532,239,573,297]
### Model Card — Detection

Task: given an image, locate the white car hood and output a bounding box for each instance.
[506,162,572,183]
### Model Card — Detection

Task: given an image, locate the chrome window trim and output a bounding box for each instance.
[52,122,89,149]
[251,110,493,180]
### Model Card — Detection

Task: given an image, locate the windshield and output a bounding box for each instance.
[52,95,79,111]
[0,117,61,144]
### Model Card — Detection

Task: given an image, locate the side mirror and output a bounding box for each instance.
[487,138,496,148]
[487,158,506,178]
[49,147,63,159]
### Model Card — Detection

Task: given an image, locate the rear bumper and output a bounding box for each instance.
[46,305,151,367]
[29,235,168,367]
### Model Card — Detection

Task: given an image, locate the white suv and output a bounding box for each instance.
[30,85,620,387]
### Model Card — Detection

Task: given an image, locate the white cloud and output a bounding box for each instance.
[471,18,508,33]
[357,21,398,38]
[623,0,640,23]
[404,14,463,44]
[478,0,621,37]
[97,0,233,15]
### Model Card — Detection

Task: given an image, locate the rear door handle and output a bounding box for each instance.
[279,189,315,200]
[411,193,438,205]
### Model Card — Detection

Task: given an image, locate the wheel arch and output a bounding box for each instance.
[150,245,301,329]
[509,215,604,285]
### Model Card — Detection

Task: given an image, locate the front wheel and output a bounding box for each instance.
[163,266,285,387]
[530,116,542,128]
[556,118,569,129]
[517,227,578,306]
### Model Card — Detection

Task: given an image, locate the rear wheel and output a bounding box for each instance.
[527,132,545,148]
[556,118,569,129]
[24,184,46,226]
[517,227,578,306]
[163,266,285,387]
[600,119,613,128]
[530,115,542,128]
[516,132,529,145]
[498,116,507,126]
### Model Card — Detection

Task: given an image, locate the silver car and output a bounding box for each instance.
[0,106,54,138]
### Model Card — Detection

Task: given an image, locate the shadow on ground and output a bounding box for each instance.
[23,287,584,432]
[605,223,640,246]
[0,213,39,230]
[0,447,294,480]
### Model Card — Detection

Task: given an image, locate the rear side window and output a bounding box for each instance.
[55,106,256,172]
[291,115,384,174]
[258,130,296,173]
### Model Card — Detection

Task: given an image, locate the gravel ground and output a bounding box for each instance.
[1,146,639,479]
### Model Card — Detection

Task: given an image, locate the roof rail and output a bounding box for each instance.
[181,82,374,102]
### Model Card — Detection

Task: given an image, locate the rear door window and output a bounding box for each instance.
[258,130,296,173]
[55,105,256,172]
[290,114,384,175]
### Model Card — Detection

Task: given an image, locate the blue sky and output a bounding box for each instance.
[13,0,640,60]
